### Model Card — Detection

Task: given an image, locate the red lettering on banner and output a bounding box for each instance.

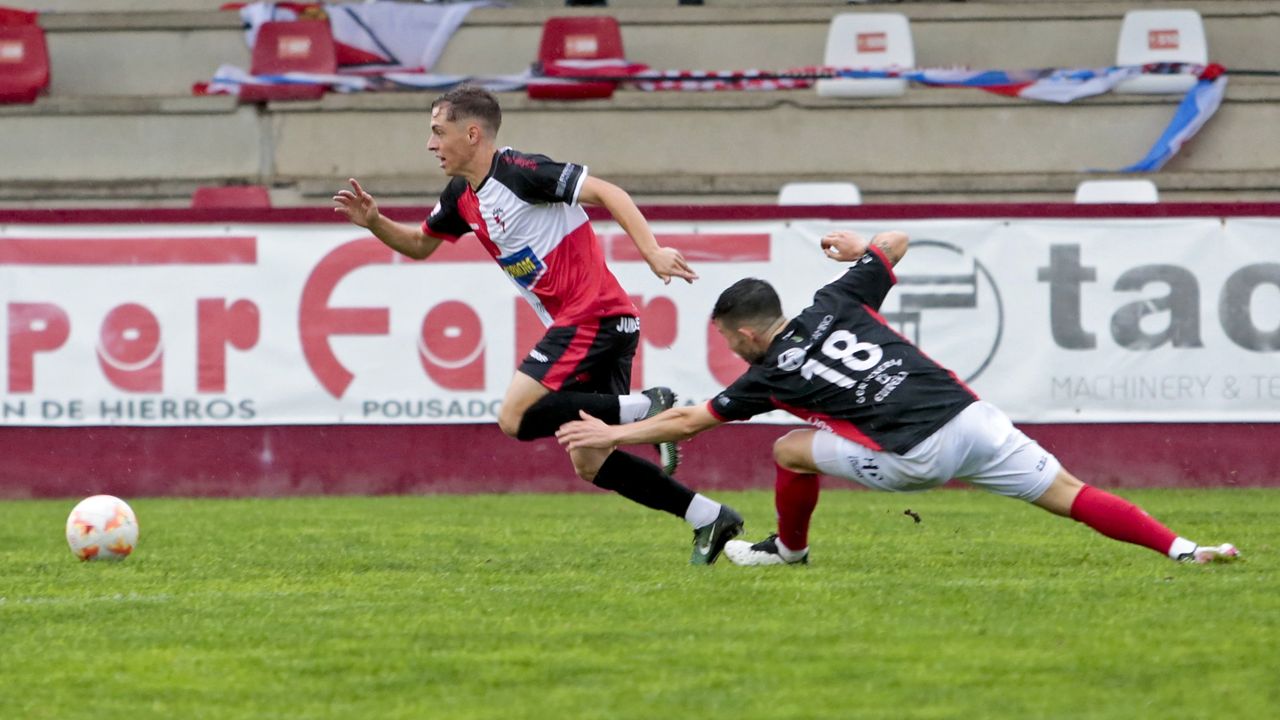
[604,234,771,263]
[1148,29,1180,50]
[7,302,70,392]
[198,299,260,393]
[299,239,396,398]
[0,237,256,265]
[707,319,748,387]
[629,295,678,391]
[856,32,887,54]
[97,303,162,392]
[418,301,485,390]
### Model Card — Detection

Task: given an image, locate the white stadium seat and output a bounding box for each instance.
[778,182,863,205]
[1074,179,1160,204]
[815,13,913,98]
[1114,9,1207,95]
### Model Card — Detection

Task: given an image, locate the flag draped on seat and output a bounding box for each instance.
[200,3,1230,174]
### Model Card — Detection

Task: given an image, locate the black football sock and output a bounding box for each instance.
[592,450,695,519]
[516,392,621,440]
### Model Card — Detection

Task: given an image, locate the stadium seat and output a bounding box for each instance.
[815,13,913,98]
[778,182,863,206]
[239,20,336,103]
[527,16,624,101]
[191,185,272,208]
[0,24,48,104]
[1114,10,1206,95]
[1073,179,1159,204]
[0,6,38,26]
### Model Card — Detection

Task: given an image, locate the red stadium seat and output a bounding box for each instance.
[0,6,38,26]
[191,185,272,209]
[0,24,49,104]
[239,20,335,103]
[527,16,623,101]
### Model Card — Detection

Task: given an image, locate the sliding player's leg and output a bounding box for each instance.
[725,429,825,566]
[953,401,1240,564]
[1032,469,1238,563]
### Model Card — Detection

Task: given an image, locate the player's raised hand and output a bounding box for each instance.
[332,178,381,229]
[555,411,618,450]
[645,246,699,285]
[820,230,870,262]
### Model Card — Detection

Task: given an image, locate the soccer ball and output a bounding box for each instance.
[65,495,139,561]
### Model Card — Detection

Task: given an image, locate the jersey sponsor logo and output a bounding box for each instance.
[777,347,807,372]
[878,239,1003,384]
[497,246,545,289]
[504,153,539,171]
[615,317,640,334]
[812,314,835,343]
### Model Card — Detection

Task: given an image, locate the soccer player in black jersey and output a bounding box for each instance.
[558,229,1239,567]
[334,86,742,564]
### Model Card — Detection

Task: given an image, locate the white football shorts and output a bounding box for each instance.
[810,401,1060,502]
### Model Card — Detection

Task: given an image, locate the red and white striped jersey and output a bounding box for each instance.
[422,148,636,327]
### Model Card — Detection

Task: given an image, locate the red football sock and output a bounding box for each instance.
[1069,484,1177,556]
[776,466,820,551]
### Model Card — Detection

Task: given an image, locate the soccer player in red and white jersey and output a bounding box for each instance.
[557,229,1240,567]
[333,85,743,564]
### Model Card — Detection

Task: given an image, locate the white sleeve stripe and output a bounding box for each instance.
[569,165,589,205]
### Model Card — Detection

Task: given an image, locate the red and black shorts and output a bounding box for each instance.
[519,315,639,394]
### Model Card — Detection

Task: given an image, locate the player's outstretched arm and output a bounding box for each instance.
[821,229,909,266]
[557,405,723,451]
[871,230,909,265]
[578,176,698,285]
[333,178,443,260]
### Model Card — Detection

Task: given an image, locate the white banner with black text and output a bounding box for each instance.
[2,217,1277,426]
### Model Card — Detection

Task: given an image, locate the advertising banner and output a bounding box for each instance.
[2,217,1277,426]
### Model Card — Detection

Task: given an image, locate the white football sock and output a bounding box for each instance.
[617,394,652,424]
[774,536,808,561]
[684,494,721,528]
[1167,536,1197,560]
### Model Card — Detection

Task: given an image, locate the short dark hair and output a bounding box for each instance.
[431,85,502,136]
[712,278,783,329]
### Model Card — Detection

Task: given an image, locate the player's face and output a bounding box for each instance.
[714,319,766,364]
[427,104,474,176]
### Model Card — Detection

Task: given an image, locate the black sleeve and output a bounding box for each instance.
[496,151,587,205]
[707,367,777,422]
[423,178,471,240]
[825,243,897,310]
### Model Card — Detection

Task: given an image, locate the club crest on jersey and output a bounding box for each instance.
[777,347,807,372]
[498,246,545,289]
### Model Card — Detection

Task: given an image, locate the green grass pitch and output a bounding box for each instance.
[1,488,1276,719]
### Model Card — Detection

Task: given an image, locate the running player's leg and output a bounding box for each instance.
[502,319,672,445]
[956,402,1239,563]
[521,317,738,562]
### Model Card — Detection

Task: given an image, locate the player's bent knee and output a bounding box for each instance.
[495,407,523,439]
[773,430,817,472]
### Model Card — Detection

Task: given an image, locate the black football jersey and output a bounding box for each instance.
[708,245,977,454]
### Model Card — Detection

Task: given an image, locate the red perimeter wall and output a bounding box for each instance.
[0,422,1276,500]
[2,203,1277,498]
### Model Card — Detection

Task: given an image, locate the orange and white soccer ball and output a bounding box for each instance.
[65,495,139,561]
